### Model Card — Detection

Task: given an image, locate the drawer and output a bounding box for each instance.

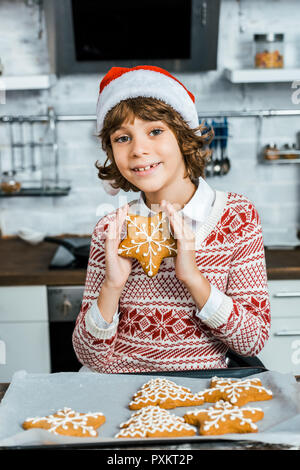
[267,280,300,318]
[259,317,300,374]
[0,286,48,322]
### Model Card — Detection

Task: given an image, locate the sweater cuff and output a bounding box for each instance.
[196,286,233,329]
[85,299,119,339]
[195,284,224,321]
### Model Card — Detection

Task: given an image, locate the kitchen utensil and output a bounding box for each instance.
[44,237,90,267]
[17,227,46,245]
[220,117,230,175]
[29,119,37,171]
[17,227,90,267]
[207,119,217,177]
[296,131,300,150]
[18,116,26,171]
[8,117,16,173]
[212,120,222,176]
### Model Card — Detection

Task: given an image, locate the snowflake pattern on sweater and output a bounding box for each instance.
[72,191,270,373]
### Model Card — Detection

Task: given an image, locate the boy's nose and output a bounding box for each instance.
[130,136,150,157]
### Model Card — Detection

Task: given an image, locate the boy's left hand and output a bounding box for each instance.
[160,200,199,284]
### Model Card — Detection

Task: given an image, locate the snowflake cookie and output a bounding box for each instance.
[129,378,205,410]
[118,212,177,277]
[184,400,264,436]
[116,405,196,438]
[22,407,106,437]
[201,376,273,406]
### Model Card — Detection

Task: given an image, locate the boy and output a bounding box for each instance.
[73,66,270,373]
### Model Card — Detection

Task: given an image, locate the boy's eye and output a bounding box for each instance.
[113,128,163,143]
[150,128,163,136]
[114,135,130,143]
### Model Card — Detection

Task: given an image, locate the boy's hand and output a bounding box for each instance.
[160,200,199,284]
[104,204,133,290]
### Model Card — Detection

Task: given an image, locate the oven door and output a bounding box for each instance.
[47,286,84,373]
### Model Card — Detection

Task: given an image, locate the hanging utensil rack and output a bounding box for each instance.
[0,107,70,197]
[1,107,299,197]
[199,109,300,164]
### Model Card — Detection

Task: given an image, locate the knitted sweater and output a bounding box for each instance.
[72,190,271,373]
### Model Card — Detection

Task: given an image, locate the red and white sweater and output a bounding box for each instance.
[72,187,271,373]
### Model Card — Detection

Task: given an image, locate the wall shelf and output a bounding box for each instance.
[224,68,300,83]
[0,74,56,91]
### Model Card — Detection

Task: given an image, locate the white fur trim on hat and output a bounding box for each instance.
[96,69,199,134]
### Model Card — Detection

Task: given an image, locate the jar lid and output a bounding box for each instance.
[2,170,16,176]
[254,33,284,42]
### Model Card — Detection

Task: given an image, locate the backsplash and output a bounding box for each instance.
[0,0,299,245]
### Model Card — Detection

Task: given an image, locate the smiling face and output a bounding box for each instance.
[110,117,188,198]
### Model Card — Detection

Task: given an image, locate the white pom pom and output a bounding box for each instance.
[102,179,120,196]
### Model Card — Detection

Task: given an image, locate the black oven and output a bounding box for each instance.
[47,286,84,373]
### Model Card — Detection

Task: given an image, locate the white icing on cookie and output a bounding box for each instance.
[130,378,205,408]
[203,377,273,404]
[23,407,104,436]
[116,405,195,438]
[118,214,177,276]
[185,400,263,433]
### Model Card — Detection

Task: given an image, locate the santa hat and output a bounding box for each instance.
[96,65,199,195]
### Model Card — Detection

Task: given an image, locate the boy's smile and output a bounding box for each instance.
[110,117,196,209]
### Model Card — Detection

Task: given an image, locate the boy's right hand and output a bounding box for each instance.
[103,204,133,290]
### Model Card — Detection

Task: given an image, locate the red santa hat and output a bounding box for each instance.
[96,65,199,195]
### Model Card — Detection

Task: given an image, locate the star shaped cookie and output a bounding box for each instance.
[118,212,177,277]
[201,376,273,407]
[22,407,106,437]
[116,405,196,438]
[184,400,264,436]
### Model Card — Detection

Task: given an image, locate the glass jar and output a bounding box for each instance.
[0,171,21,194]
[254,33,284,68]
[263,143,280,160]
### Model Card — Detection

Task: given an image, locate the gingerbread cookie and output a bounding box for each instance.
[22,407,106,437]
[129,378,205,410]
[201,376,273,407]
[118,212,177,277]
[184,400,264,436]
[116,405,196,438]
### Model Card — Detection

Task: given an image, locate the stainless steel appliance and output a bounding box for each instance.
[47,285,84,372]
[44,0,221,75]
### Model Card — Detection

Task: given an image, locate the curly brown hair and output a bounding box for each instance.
[95,97,214,193]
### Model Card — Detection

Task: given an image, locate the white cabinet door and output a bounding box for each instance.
[0,322,50,382]
[258,280,300,373]
[259,318,300,374]
[0,286,50,381]
[0,285,48,321]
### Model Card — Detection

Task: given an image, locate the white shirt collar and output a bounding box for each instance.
[129,177,216,223]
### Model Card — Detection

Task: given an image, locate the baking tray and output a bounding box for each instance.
[0,368,300,449]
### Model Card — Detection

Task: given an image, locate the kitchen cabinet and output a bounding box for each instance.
[258,280,300,374]
[0,286,50,382]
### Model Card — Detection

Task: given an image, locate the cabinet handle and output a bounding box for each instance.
[273,292,300,298]
[274,330,300,336]
[0,340,6,365]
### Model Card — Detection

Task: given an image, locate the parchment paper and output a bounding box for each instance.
[0,370,300,447]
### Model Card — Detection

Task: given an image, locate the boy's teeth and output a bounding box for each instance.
[134,163,159,171]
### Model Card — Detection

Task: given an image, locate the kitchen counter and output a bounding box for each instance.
[0,236,89,286]
[0,379,300,450]
[0,237,299,286]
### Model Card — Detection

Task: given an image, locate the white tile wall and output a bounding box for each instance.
[0,0,299,245]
